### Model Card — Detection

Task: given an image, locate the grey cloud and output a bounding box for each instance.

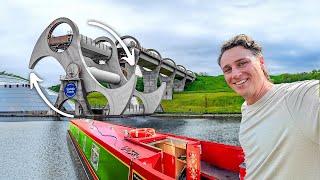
[0,0,319,86]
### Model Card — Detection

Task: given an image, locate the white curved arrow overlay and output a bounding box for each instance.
[87,20,135,66]
[29,72,74,118]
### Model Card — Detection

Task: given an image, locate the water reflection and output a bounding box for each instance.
[0,117,78,179]
[103,116,240,146]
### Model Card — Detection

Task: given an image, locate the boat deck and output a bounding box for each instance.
[201,160,239,180]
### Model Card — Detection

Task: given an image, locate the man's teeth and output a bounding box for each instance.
[235,79,247,85]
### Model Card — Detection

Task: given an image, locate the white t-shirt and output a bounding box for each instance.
[239,80,320,180]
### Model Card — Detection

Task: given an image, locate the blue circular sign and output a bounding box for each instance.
[64,82,77,98]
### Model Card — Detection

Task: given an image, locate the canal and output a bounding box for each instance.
[0,116,240,179]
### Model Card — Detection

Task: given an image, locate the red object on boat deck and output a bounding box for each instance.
[129,128,155,138]
[239,162,246,180]
[200,140,244,172]
[163,152,176,178]
[187,142,201,179]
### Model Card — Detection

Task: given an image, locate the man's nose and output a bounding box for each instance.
[232,68,242,79]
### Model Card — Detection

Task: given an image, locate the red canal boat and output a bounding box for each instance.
[68,119,246,180]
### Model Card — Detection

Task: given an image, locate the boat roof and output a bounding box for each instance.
[70,119,198,161]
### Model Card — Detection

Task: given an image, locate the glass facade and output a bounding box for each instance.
[0,74,74,113]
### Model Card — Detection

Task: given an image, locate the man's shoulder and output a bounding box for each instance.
[281,80,320,145]
[280,80,319,105]
[241,80,319,114]
[278,80,319,93]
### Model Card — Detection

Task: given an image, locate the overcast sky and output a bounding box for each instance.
[1,0,319,86]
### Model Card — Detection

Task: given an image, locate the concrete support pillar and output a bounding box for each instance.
[141,64,161,93]
[102,105,110,116]
[74,102,84,115]
[55,78,91,116]
[159,72,176,100]
[173,77,187,92]
[174,65,187,92]
[121,61,135,80]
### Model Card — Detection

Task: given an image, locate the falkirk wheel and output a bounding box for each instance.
[29,17,165,116]
[29,17,195,116]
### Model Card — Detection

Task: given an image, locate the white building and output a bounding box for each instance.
[0,73,74,115]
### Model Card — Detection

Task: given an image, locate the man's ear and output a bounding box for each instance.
[259,56,265,65]
[258,56,266,70]
[258,56,270,80]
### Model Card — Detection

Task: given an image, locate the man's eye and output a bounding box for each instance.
[223,68,231,73]
[238,61,248,67]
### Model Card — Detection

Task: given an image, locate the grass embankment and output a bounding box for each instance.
[0,71,28,81]
[162,75,243,113]
[161,92,244,113]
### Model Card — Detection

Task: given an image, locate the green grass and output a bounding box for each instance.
[49,84,60,92]
[184,75,233,92]
[0,71,29,81]
[161,92,244,113]
[136,77,144,92]
[87,92,108,107]
[184,69,320,92]
[270,70,320,84]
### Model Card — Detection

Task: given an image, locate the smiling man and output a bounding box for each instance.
[218,34,320,179]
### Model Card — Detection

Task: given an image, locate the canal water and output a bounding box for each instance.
[0,116,240,179]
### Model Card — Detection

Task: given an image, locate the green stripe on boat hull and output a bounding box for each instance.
[69,124,129,180]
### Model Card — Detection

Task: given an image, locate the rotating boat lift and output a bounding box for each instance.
[29,17,195,116]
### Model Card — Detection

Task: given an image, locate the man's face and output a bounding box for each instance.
[220,46,267,99]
